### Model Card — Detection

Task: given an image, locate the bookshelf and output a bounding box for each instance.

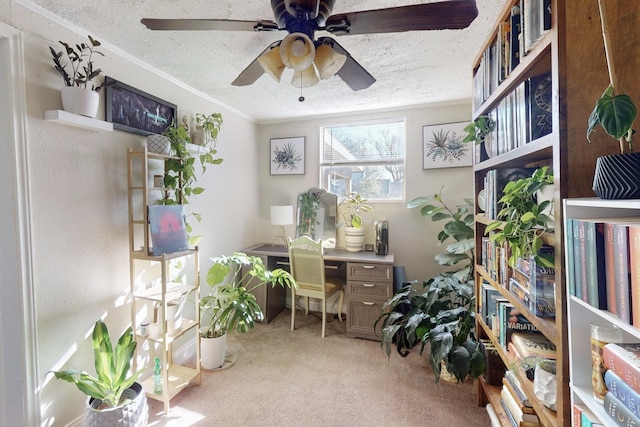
[472,1,640,425]
[564,198,640,426]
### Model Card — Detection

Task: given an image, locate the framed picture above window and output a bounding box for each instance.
[422,121,471,169]
[270,137,305,175]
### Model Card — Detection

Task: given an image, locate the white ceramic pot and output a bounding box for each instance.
[344,226,365,252]
[201,333,227,370]
[147,134,171,155]
[165,300,184,335]
[533,364,557,410]
[61,86,99,118]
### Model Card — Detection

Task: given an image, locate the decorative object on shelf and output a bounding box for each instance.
[270,205,293,247]
[49,35,114,118]
[486,166,555,268]
[148,205,189,256]
[590,322,622,403]
[375,220,389,256]
[587,0,640,199]
[200,252,296,369]
[147,134,171,155]
[422,121,471,169]
[463,115,495,162]
[270,136,305,175]
[341,192,372,252]
[378,189,483,383]
[104,76,176,136]
[49,320,148,427]
[192,112,223,147]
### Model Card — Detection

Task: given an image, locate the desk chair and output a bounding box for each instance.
[288,235,344,337]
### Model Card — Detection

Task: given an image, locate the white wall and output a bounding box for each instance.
[257,103,474,282]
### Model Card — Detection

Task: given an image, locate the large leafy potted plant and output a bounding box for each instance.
[50,320,147,427]
[485,166,555,268]
[377,190,484,383]
[587,0,639,199]
[49,35,113,118]
[340,192,372,252]
[200,252,296,369]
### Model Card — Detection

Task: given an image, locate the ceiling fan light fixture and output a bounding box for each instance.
[291,65,319,88]
[314,44,347,80]
[258,46,286,82]
[280,32,315,71]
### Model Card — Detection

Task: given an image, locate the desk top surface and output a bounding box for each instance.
[244,243,394,264]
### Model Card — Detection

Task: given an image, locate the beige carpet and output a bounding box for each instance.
[147,309,490,427]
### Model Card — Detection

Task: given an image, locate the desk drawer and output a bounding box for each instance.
[347,281,392,299]
[347,262,392,282]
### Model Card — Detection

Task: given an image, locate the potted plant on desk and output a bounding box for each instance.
[200,252,296,369]
[341,192,372,252]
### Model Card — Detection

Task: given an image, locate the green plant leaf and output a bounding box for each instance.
[594,93,637,141]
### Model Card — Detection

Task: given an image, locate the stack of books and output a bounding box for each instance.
[501,370,540,426]
[600,343,640,426]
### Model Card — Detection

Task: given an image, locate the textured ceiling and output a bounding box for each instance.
[31,0,505,122]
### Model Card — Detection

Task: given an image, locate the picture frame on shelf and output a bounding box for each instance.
[105,76,176,136]
[270,136,305,175]
[422,121,471,169]
[148,205,188,256]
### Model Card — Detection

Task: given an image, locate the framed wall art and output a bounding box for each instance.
[270,137,305,175]
[105,76,176,136]
[422,121,471,169]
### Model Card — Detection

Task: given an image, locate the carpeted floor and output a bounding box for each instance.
[147,309,490,427]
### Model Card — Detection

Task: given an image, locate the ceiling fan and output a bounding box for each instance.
[141,0,478,93]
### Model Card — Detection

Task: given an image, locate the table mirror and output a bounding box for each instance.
[295,188,337,248]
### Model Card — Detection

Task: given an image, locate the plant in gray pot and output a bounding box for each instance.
[587,0,639,199]
[50,320,147,427]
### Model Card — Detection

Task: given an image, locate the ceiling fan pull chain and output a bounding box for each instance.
[298,70,305,102]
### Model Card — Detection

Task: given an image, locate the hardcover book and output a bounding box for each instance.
[583,219,607,310]
[510,331,556,360]
[528,72,553,141]
[501,385,540,425]
[604,391,640,427]
[499,301,540,347]
[629,225,640,325]
[603,343,640,395]
[504,370,533,409]
[605,369,640,418]
[528,246,556,317]
[573,219,588,302]
[148,205,189,256]
[604,221,618,316]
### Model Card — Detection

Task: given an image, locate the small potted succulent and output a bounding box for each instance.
[49,35,113,118]
[587,0,639,199]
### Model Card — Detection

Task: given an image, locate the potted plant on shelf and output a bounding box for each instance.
[49,35,113,118]
[192,112,223,146]
[160,114,223,244]
[377,190,484,383]
[485,166,555,268]
[340,192,372,252]
[200,252,296,370]
[463,115,495,159]
[49,320,147,427]
[587,0,639,199]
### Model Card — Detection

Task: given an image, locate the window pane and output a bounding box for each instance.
[320,119,405,201]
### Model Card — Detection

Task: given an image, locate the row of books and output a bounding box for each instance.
[482,167,538,220]
[472,0,551,109]
[481,236,507,286]
[598,343,640,426]
[566,218,640,325]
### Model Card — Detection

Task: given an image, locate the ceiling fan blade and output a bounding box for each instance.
[318,37,375,91]
[232,41,282,87]
[325,0,478,35]
[141,18,280,32]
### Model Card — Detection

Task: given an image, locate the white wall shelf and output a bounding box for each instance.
[44,110,113,132]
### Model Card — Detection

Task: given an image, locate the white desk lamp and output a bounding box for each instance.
[270,205,293,247]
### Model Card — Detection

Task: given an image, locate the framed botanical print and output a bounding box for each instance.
[270,137,305,175]
[422,122,471,169]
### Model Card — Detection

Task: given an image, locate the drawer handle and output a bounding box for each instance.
[276,261,290,266]
[362,302,375,306]
[362,283,376,288]
[361,265,376,269]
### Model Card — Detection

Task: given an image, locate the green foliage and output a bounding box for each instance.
[485,166,554,268]
[341,192,373,229]
[49,35,112,91]
[407,189,475,281]
[376,275,485,383]
[201,253,297,338]
[462,115,495,144]
[587,86,638,153]
[51,320,139,408]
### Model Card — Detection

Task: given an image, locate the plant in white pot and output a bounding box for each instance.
[341,192,372,252]
[587,0,639,199]
[50,320,147,427]
[200,252,296,369]
[49,35,113,118]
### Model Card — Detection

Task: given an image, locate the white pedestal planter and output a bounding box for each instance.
[344,226,365,252]
[61,86,99,118]
[201,333,227,370]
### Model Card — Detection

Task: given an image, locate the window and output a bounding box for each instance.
[319,119,406,201]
